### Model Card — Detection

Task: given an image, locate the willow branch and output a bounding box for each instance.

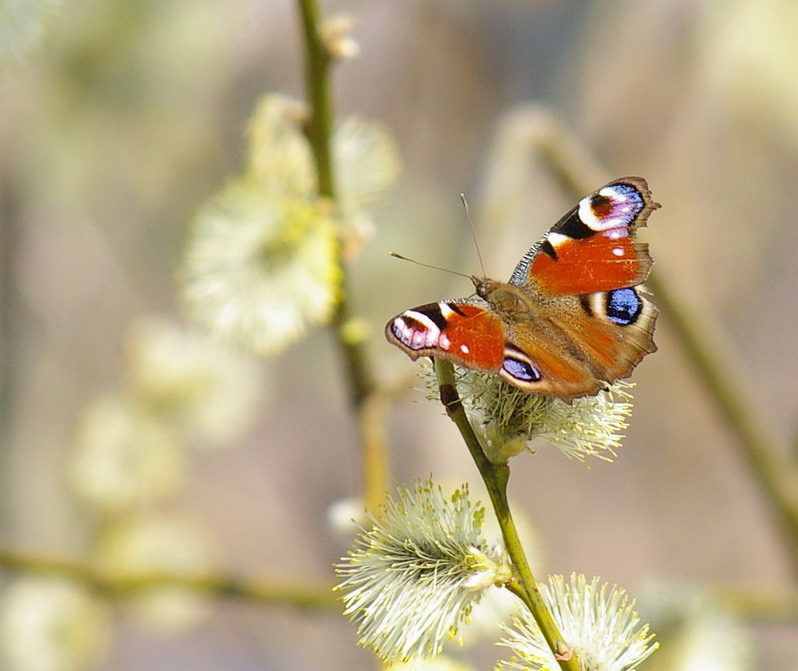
[646,272,798,566]
[0,546,338,609]
[296,0,375,405]
[530,114,798,573]
[434,359,580,671]
[296,0,335,201]
[709,583,798,622]
[295,0,389,504]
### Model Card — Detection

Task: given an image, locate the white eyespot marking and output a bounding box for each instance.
[439,333,451,350]
[460,344,470,354]
[598,185,630,201]
[588,292,606,318]
[392,310,441,350]
[578,196,604,230]
[400,310,438,333]
[438,303,457,319]
[579,185,642,231]
[612,247,625,257]
[547,232,570,247]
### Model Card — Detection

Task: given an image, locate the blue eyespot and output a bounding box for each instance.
[502,356,541,382]
[606,288,641,325]
[610,183,644,207]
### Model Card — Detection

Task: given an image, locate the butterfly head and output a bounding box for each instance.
[471,276,493,299]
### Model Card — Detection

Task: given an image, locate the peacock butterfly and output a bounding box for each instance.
[385,177,660,401]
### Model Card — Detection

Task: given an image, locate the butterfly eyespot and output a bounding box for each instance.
[605,287,642,325]
[502,355,541,383]
[580,183,645,231]
[389,312,441,350]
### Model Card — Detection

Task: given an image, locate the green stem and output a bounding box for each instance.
[0,546,338,609]
[359,390,392,512]
[647,271,798,569]
[296,0,336,200]
[434,359,580,671]
[295,0,375,407]
[295,0,389,500]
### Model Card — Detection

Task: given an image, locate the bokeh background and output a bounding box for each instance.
[2,0,797,669]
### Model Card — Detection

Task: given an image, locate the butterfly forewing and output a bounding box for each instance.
[511,177,658,296]
[385,300,506,372]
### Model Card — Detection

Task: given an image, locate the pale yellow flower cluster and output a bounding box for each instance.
[497,575,658,671]
[180,94,401,356]
[336,480,510,662]
[424,364,635,465]
[0,578,111,671]
[336,479,664,671]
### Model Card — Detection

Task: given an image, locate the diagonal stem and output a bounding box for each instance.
[646,271,798,567]
[534,126,798,574]
[434,359,581,671]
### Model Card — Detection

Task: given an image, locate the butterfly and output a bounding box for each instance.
[385,177,660,401]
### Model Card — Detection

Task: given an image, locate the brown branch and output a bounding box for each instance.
[0,546,338,609]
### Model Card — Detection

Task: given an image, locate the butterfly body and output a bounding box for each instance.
[386,177,660,401]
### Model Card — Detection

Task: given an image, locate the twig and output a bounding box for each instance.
[647,272,798,568]
[709,583,798,622]
[434,359,581,671]
[0,546,338,609]
[295,0,390,503]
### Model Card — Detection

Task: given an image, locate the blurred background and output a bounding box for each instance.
[2,0,797,668]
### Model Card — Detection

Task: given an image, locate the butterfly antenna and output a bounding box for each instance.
[460,193,486,278]
[388,252,472,281]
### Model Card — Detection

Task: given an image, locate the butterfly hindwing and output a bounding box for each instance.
[500,286,658,398]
